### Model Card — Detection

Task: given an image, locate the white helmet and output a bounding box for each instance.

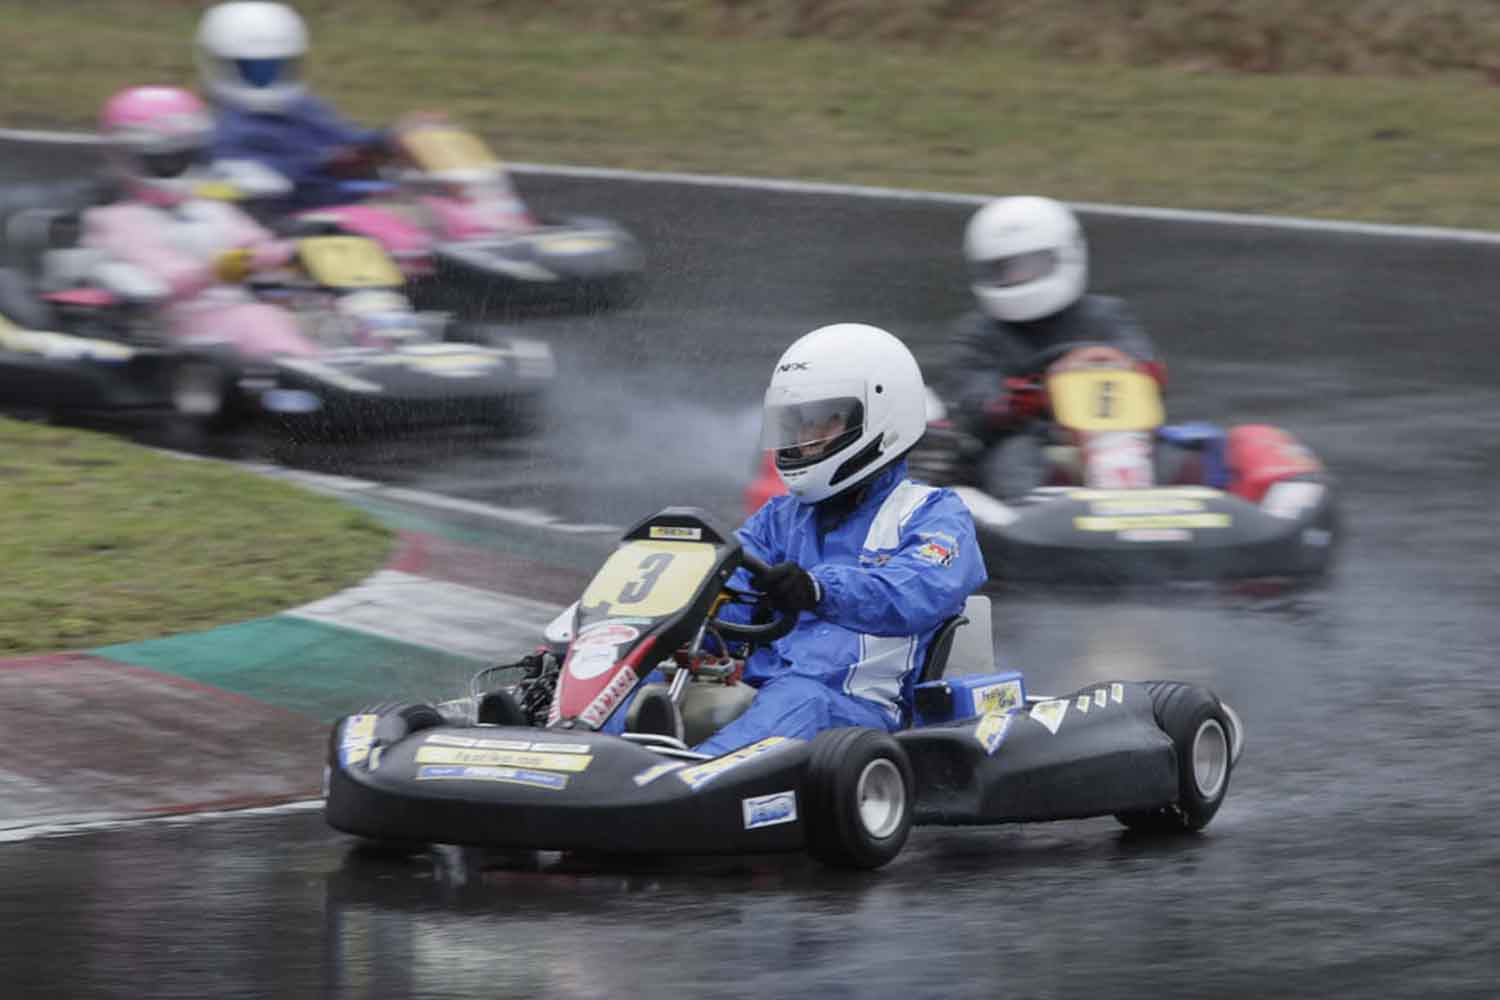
[963,196,1088,322]
[196,2,309,113]
[760,323,927,504]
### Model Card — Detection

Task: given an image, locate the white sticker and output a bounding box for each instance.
[574,623,641,648]
[742,791,798,830]
[568,645,619,681]
[1118,528,1193,543]
[1111,683,1125,704]
[1093,689,1109,709]
[1029,699,1069,734]
[633,761,685,787]
[1263,481,1325,520]
[1075,694,1092,714]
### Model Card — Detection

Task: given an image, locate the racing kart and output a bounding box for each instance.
[0,195,553,434]
[324,507,1245,870]
[275,121,645,316]
[746,346,1338,584]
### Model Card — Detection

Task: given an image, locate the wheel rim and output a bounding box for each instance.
[1191,718,1229,800]
[855,758,906,840]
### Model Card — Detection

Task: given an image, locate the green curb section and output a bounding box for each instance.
[95,615,483,723]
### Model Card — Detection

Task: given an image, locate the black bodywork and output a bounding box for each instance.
[325,507,1242,859]
[968,478,1339,585]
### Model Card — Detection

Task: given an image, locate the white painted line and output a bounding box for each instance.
[288,569,562,661]
[5,125,1500,243]
[148,447,621,537]
[376,485,619,534]
[0,126,104,145]
[506,163,1500,245]
[0,798,324,844]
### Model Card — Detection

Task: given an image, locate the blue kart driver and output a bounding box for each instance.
[612,323,987,755]
[196,2,390,209]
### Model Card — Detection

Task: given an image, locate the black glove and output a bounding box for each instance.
[754,562,821,614]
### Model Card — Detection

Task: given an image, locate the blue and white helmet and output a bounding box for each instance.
[196,2,309,113]
[761,323,928,504]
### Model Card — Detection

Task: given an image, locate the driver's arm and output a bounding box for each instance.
[715,498,790,628]
[809,491,986,637]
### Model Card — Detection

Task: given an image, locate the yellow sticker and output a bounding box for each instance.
[974,710,1014,755]
[539,234,612,256]
[401,127,500,173]
[0,325,134,360]
[1029,699,1069,734]
[413,747,593,773]
[648,525,702,541]
[579,540,719,619]
[364,349,499,378]
[1074,513,1232,532]
[344,715,377,738]
[678,737,790,790]
[972,680,1023,716]
[1048,368,1164,432]
[1075,694,1092,714]
[298,236,404,289]
[1094,688,1109,708]
[1111,683,1125,704]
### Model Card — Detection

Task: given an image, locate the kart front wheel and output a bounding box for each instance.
[803,728,914,870]
[1116,682,1234,833]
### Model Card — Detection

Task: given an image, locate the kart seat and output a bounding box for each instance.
[917,595,994,683]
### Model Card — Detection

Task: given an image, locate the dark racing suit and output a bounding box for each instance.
[211,95,387,211]
[936,296,1163,497]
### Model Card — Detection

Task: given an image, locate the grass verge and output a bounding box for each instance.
[3,3,1500,227]
[0,417,392,655]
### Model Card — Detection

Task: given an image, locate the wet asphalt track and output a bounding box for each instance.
[3,145,1500,998]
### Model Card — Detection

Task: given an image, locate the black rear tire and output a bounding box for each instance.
[802,728,914,870]
[1116,682,1234,833]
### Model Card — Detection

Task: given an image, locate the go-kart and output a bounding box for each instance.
[324,506,1245,870]
[0,196,553,433]
[277,121,645,316]
[746,346,1338,584]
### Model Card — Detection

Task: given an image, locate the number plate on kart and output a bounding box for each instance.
[299,236,405,289]
[1048,368,1164,432]
[579,540,719,619]
[400,127,501,173]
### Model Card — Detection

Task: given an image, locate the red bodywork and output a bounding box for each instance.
[1226,425,1323,502]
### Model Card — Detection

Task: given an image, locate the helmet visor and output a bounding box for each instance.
[762,380,866,468]
[141,148,202,178]
[235,57,300,89]
[970,249,1058,288]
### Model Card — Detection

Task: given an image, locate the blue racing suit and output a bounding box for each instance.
[604,460,987,756]
[211,95,387,210]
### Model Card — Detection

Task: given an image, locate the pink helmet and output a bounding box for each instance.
[99,86,215,204]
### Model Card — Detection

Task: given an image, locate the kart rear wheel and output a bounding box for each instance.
[803,728,914,870]
[1116,682,1234,833]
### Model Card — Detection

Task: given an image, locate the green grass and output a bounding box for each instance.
[6,2,1500,227]
[0,417,393,655]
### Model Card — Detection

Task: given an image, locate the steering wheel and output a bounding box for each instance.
[707,549,799,645]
